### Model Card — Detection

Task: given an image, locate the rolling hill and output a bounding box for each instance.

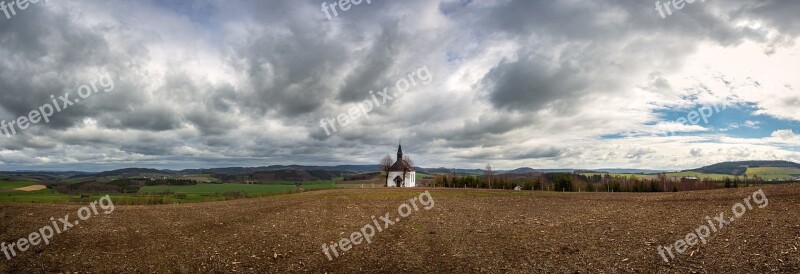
[687,161,800,176]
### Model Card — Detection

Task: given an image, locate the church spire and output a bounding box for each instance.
[397,140,403,161]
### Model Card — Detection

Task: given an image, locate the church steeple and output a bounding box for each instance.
[397,141,403,161]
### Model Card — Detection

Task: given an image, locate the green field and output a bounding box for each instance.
[580,172,739,180]
[0,189,70,203]
[582,169,800,182]
[0,182,336,205]
[745,167,800,181]
[0,181,38,190]
[131,182,335,203]
[664,171,735,180]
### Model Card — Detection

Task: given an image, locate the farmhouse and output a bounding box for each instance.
[386,144,416,187]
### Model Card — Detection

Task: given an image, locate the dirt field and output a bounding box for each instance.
[1,184,799,273]
[11,185,47,192]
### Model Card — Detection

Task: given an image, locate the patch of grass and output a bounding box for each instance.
[0,181,337,205]
[665,172,734,180]
[130,182,337,204]
[0,181,38,190]
[745,167,800,181]
[0,189,70,203]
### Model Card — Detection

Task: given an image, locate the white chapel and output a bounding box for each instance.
[386,144,416,187]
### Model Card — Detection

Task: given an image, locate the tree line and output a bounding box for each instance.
[427,172,775,192]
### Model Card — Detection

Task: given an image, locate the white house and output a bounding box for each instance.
[386,144,416,187]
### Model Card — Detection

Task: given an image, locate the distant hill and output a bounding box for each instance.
[215,169,345,182]
[688,161,800,175]
[92,168,174,177]
[499,167,541,175]
[3,160,798,184]
[595,168,671,174]
[181,165,380,175]
[0,171,88,182]
[416,167,484,175]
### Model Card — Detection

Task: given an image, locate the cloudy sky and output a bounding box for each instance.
[0,0,798,171]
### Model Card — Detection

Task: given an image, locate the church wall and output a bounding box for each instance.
[386,171,416,187]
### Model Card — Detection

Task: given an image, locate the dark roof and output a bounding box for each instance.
[389,159,413,172]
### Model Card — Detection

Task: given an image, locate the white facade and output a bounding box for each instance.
[387,171,416,187]
[385,144,415,187]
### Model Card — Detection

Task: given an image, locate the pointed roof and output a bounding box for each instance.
[396,142,403,161]
[389,159,412,172]
[390,142,413,172]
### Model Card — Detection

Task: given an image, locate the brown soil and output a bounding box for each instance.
[1,184,799,273]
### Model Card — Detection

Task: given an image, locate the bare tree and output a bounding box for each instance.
[403,155,414,168]
[484,163,493,189]
[379,154,393,184]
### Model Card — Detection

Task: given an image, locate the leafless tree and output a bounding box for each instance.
[403,155,414,168]
[379,154,393,184]
[658,173,668,192]
[484,163,493,189]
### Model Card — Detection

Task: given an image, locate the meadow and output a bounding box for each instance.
[745,167,800,181]
[581,169,800,181]
[0,181,337,205]
[0,181,38,190]
[0,188,71,203]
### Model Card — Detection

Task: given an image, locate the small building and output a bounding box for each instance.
[386,144,416,187]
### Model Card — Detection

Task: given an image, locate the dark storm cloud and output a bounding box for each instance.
[0,8,108,129]
[99,105,182,131]
[0,0,149,134]
[482,53,589,111]
[451,146,564,161]
[227,7,350,117]
[512,147,564,160]
[732,1,800,36]
[185,108,236,136]
[337,22,400,103]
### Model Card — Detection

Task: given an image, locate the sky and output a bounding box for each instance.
[0,0,799,172]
